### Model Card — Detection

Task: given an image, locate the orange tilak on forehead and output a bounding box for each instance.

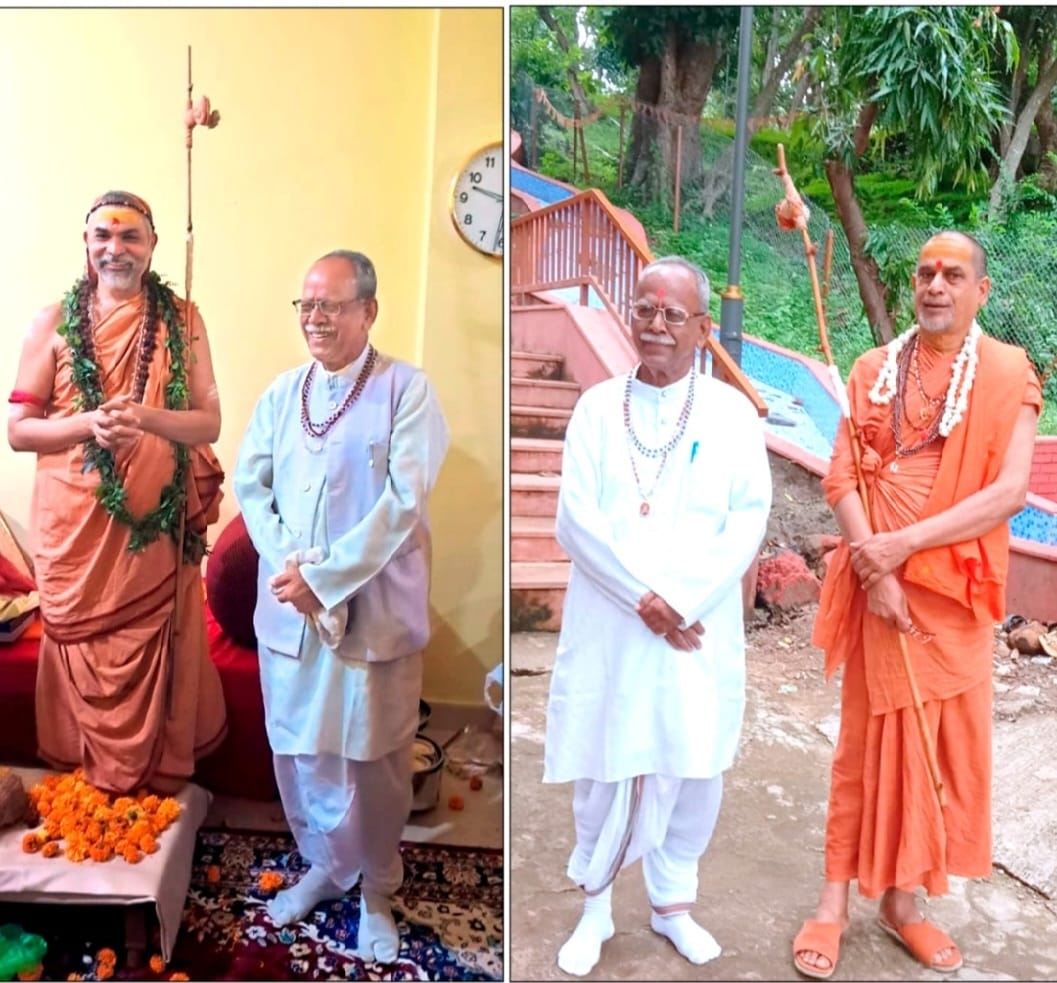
[90,207,143,228]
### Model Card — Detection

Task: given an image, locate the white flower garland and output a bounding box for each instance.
[868,320,982,437]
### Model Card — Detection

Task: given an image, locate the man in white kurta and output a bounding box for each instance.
[544,256,771,975]
[234,251,448,963]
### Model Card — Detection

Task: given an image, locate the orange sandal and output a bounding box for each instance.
[792,919,843,980]
[878,918,963,973]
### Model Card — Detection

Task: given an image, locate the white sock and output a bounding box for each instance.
[650,911,721,965]
[557,887,615,977]
[266,866,346,927]
[356,887,400,963]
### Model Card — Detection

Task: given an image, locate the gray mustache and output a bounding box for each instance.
[640,331,676,346]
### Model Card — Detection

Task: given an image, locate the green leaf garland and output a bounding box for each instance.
[56,272,204,564]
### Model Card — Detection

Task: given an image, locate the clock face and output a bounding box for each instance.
[450,142,503,257]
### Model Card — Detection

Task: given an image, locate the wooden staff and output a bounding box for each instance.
[773,143,946,811]
[172,46,220,650]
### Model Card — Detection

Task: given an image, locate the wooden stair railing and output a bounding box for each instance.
[512,187,767,417]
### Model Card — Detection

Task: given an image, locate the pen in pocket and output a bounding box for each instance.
[690,440,699,463]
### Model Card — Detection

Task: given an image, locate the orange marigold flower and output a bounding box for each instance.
[140,834,158,854]
[149,955,166,973]
[168,974,190,982]
[16,962,43,980]
[142,794,161,812]
[122,845,143,864]
[41,841,62,859]
[66,973,83,981]
[21,832,43,853]
[96,949,116,965]
[96,964,114,981]
[65,843,88,863]
[206,864,221,884]
[257,871,284,892]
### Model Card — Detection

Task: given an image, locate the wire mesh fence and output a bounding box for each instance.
[513,77,1057,414]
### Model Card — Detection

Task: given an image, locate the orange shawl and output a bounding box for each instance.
[813,333,1038,713]
[31,291,225,792]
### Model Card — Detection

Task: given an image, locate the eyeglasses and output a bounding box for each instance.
[630,303,707,327]
[291,297,367,318]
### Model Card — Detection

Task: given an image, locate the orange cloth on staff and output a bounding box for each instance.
[30,292,227,794]
[812,333,1040,897]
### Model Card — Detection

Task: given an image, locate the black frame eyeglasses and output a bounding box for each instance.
[292,297,367,318]
[630,303,707,327]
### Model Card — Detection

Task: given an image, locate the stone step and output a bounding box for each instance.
[511,404,572,440]
[511,377,581,411]
[511,561,570,632]
[511,349,564,381]
[511,515,566,563]
[511,436,563,476]
[511,473,560,518]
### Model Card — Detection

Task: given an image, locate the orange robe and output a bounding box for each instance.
[812,333,1041,897]
[31,291,227,793]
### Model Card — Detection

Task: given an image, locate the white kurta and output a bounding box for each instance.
[235,345,448,761]
[544,364,772,784]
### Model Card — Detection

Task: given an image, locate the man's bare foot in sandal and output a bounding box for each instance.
[793,881,850,979]
[878,887,962,972]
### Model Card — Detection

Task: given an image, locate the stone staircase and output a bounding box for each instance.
[510,350,579,631]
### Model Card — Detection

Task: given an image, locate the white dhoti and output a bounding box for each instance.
[274,746,412,894]
[568,774,723,909]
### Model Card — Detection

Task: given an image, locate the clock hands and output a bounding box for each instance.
[471,185,503,204]
[492,208,504,254]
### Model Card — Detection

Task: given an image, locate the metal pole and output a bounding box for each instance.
[720,5,754,367]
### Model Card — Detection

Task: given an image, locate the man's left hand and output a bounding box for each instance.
[637,591,685,636]
[850,531,910,591]
[268,565,324,615]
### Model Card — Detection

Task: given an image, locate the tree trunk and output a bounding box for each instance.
[824,103,893,344]
[537,6,592,114]
[988,47,1057,219]
[1036,95,1057,190]
[750,8,822,130]
[626,25,719,205]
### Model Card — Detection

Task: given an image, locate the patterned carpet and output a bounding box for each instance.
[32,830,503,981]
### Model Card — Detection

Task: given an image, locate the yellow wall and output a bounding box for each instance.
[0,8,504,705]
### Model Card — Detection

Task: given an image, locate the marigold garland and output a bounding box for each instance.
[21,769,181,863]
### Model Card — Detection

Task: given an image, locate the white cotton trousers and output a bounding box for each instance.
[567,774,723,910]
[274,745,412,895]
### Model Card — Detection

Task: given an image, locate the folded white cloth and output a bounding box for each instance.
[278,547,347,650]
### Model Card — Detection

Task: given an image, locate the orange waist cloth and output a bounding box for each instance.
[824,639,992,898]
[29,289,226,792]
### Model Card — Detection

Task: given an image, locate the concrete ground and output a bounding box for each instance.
[510,631,1057,982]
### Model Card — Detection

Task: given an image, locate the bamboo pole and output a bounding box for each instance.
[673,124,683,234]
[774,142,947,812]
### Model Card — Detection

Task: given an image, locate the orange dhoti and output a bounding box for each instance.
[813,334,1040,898]
[31,289,227,794]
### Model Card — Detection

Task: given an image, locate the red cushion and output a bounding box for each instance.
[0,604,277,801]
[205,513,259,650]
[192,605,278,801]
[0,624,42,767]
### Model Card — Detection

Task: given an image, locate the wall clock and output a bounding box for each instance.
[450,141,503,258]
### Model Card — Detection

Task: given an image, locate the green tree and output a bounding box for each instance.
[599,6,740,204]
[989,7,1057,215]
[805,6,1015,342]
